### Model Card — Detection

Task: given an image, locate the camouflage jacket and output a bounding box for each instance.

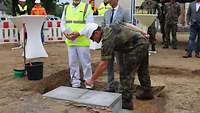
[140,0,161,28]
[140,0,161,16]
[101,23,148,60]
[165,2,181,24]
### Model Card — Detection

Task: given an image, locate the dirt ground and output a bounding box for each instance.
[0,33,200,113]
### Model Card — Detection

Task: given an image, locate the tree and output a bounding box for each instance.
[41,0,57,15]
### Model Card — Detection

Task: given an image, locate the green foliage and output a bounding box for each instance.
[4,0,12,15]
[42,0,57,15]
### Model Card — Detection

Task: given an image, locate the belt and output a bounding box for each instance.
[66,20,85,24]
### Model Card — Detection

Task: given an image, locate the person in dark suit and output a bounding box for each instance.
[183,0,200,58]
[102,0,132,92]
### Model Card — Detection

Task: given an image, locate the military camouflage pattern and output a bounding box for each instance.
[140,0,161,51]
[101,23,151,104]
[164,2,181,48]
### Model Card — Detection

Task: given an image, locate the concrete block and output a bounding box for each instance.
[120,109,134,113]
[43,86,122,113]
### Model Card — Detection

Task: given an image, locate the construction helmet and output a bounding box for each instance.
[35,0,41,3]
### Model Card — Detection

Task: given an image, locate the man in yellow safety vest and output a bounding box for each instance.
[13,0,28,49]
[16,0,28,16]
[61,0,94,88]
[98,0,111,16]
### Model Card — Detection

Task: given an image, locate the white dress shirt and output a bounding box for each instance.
[61,3,94,33]
[196,2,200,12]
[112,5,119,21]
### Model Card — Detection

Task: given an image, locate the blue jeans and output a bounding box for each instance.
[41,22,45,44]
[187,25,200,55]
[107,53,115,90]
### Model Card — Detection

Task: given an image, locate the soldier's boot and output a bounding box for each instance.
[136,87,154,100]
[163,44,169,49]
[105,81,120,92]
[151,44,156,51]
[122,99,134,110]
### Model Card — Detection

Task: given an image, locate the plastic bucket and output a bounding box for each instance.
[13,69,25,78]
[25,62,43,80]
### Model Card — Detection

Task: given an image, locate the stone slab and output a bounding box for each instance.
[43,86,122,113]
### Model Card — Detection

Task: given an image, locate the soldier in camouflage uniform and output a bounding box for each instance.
[158,0,166,44]
[163,0,181,49]
[71,23,154,110]
[140,0,161,52]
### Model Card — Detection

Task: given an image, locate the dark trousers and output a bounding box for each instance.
[148,22,156,51]
[160,22,166,43]
[118,43,151,104]
[187,25,200,55]
[107,52,124,91]
[164,23,178,48]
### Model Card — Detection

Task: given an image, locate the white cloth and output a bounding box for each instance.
[68,46,92,87]
[196,2,200,12]
[61,3,94,32]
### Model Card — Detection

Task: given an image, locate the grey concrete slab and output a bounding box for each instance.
[120,109,134,113]
[43,86,88,100]
[43,86,122,113]
[77,90,121,106]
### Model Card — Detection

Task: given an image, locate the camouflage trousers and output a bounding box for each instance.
[117,43,151,104]
[148,22,157,51]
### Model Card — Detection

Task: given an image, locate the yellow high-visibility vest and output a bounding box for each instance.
[17,4,28,16]
[98,2,111,16]
[64,3,92,46]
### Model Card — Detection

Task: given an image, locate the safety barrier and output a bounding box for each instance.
[43,20,65,42]
[0,19,102,50]
[0,20,18,44]
[0,19,65,44]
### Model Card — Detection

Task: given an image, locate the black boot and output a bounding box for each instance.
[136,87,154,100]
[122,100,133,110]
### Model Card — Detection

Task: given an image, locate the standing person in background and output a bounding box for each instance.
[89,0,98,15]
[13,0,28,49]
[102,0,132,92]
[141,0,161,54]
[31,0,47,44]
[183,0,200,58]
[61,0,94,88]
[31,0,47,15]
[16,0,28,16]
[98,0,111,16]
[163,0,180,49]
[158,0,166,45]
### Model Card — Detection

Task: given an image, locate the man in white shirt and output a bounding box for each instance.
[60,0,94,88]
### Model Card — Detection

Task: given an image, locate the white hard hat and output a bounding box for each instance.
[19,0,26,2]
[35,0,41,3]
[87,23,98,38]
